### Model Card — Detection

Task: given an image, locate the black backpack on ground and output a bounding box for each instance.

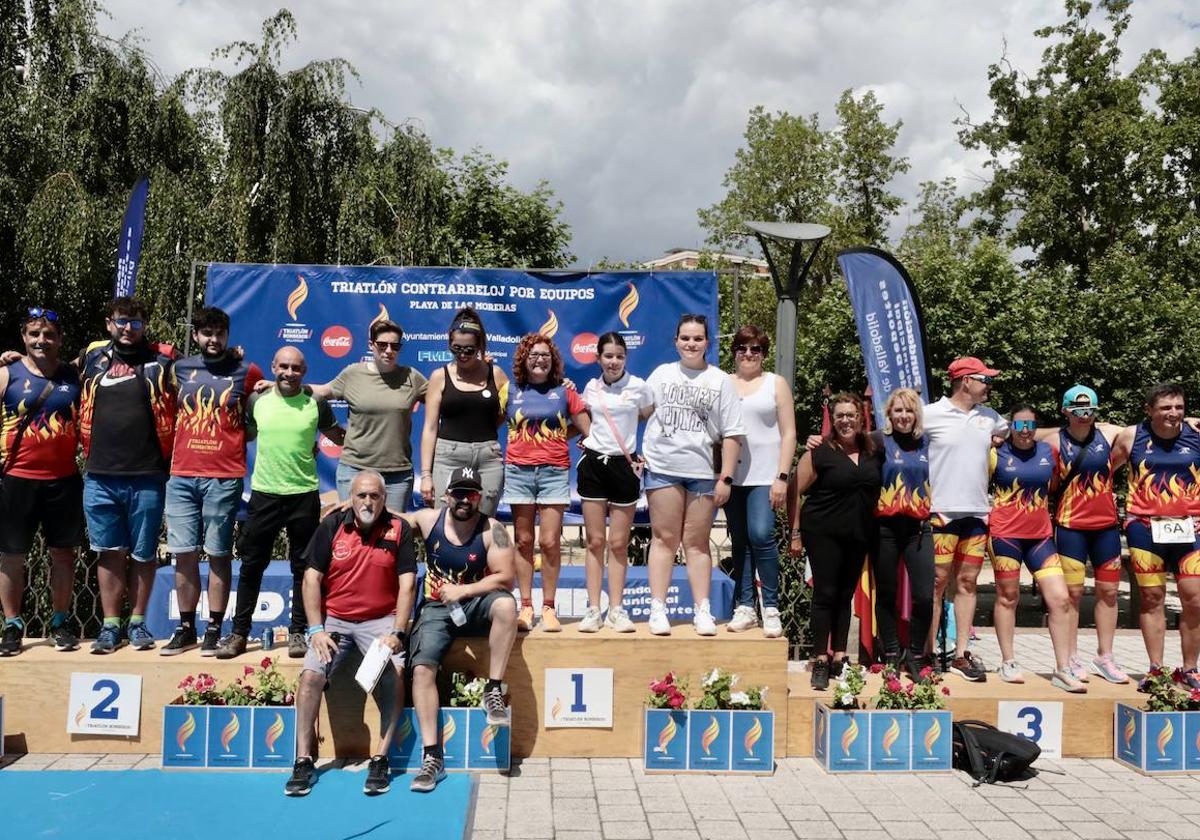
[951,719,1041,785]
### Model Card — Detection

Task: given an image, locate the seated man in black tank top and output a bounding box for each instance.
[404,466,517,792]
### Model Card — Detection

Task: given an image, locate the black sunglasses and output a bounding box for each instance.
[372,340,402,351]
[734,345,764,355]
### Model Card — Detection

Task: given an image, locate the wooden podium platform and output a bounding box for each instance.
[0,624,789,759]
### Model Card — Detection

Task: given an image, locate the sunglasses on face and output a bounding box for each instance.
[1012,419,1037,432]
[448,488,481,501]
[111,317,144,330]
[967,374,993,385]
[373,340,402,351]
[1068,407,1097,418]
[734,345,764,355]
[450,344,478,357]
[27,307,58,322]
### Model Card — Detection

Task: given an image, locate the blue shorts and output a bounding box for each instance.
[502,464,570,506]
[989,536,1062,581]
[336,462,414,513]
[643,469,716,496]
[165,475,243,556]
[83,474,167,563]
[1054,525,1122,586]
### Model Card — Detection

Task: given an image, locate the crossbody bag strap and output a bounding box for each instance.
[588,383,635,467]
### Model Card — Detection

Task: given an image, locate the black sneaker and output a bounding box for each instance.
[0,622,23,656]
[200,624,222,657]
[364,755,391,795]
[51,620,80,652]
[830,658,847,679]
[285,756,316,796]
[410,753,446,793]
[950,651,988,682]
[288,632,307,658]
[810,659,830,691]
[483,685,511,727]
[160,625,198,656]
[214,632,248,660]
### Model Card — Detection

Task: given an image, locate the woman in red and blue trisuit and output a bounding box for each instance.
[989,404,1085,693]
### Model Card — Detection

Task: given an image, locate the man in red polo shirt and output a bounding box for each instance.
[285,470,417,798]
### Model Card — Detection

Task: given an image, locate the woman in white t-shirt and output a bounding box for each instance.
[724,325,796,639]
[642,314,746,636]
[577,332,654,633]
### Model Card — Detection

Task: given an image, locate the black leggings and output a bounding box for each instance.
[873,516,934,661]
[803,529,868,656]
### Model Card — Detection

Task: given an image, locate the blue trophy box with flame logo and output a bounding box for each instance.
[387,707,510,773]
[162,705,296,770]
[1114,702,1198,774]
[813,704,952,773]
[643,708,775,774]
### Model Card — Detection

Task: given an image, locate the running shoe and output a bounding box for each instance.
[830,658,847,679]
[1067,654,1090,682]
[727,605,758,633]
[483,685,511,727]
[51,620,80,652]
[578,607,602,633]
[91,623,123,654]
[648,600,670,636]
[762,607,783,639]
[692,600,717,636]
[160,625,197,656]
[0,622,22,656]
[127,621,155,650]
[363,755,391,795]
[541,606,562,633]
[517,605,535,632]
[1051,668,1087,694]
[410,753,446,793]
[998,660,1025,683]
[200,624,222,657]
[810,659,830,691]
[285,757,316,796]
[1090,654,1129,684]
[605,606,635,633]
[215,632,248,660]
[288,632,307,658]
[950,652,987,682]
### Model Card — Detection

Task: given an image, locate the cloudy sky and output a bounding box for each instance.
[99,1,1199,268]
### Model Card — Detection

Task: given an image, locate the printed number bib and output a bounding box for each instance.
[1151,516,1196,544]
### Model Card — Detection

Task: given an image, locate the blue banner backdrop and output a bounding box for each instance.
[205,264,718,520]
[114,177,149,297]
[837,248,931,426]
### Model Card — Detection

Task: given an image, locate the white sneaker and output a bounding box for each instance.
[998,659,1025,683]
[693,599,717,636]
[762,607,783,639]
[605,605,635,633]
[726,605,758,633]
[648,600,671,636]
[578,607,602,633]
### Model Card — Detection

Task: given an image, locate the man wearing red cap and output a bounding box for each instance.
[923,357,1008,681]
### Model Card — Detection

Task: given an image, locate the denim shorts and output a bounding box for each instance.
[643,469,716,497]
[83,474,167,563]
[408,592,516,669]
[501,463,570,505]
[336,461,414,513]
[165,475,244,556]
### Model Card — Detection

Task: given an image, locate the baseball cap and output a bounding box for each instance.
[446,466,483,493]
[947,356,1000,380]
[1062,384,1099,409]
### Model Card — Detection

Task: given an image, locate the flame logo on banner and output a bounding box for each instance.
[539,309,559,338]
[701,716,721,756]
[1123,715,1136,750]
[816,711,826,744]
[176,712,196,751]
[74,704,87,726]
[397,716,413,744]
[618,282,639,327]
[655,717,677,753]
[841,718,860,755]
[286,275,309,320]
[1158,719,1174,757]
[368,302,390,327]
[743,717,763,756]
[923,718,941,756]
[442,716,457,748]
[481,724,497,755]
[551,697,562,721]
[882,717,901,757]
[264,713,286,753]
[221,713,241,752]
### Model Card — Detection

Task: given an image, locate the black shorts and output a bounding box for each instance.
[408,591,516,668]
[576,448,641,507]
[0,473,85,554]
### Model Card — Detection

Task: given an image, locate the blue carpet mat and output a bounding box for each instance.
[2,769,475,840]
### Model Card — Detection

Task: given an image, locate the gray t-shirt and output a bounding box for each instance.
[329,362,428,471]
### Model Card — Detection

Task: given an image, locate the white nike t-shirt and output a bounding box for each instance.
[922,396,1009,518]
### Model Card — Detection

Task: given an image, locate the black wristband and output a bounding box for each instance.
[390,629,407,642]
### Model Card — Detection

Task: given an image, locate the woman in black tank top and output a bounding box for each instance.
[418,309,509,514]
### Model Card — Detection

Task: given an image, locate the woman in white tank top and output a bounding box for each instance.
[724,325,796,638]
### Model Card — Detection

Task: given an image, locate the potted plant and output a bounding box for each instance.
[643,671,690,771]
[1116,667,1200,773]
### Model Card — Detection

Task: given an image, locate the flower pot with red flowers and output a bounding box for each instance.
[1116,667,1200,773]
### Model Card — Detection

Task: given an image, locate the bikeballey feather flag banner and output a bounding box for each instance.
[114,177,150,297]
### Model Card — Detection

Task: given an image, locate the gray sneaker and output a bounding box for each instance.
[288,632,307,658]
[410,754,446,793]
[127,621,155,650]
[214,632,248,660]
[998,660,1025,683]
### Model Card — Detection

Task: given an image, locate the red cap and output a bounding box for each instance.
[947,356,999,380]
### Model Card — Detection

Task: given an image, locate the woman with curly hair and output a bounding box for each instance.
[503,333,589,632]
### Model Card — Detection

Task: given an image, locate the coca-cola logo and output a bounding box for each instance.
[321,325,352,358]
[571,332,599,364]
[317,434,343,459]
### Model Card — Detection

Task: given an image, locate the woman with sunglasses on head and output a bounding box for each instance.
[724,326,795,639]
[642,314,745,637]
[419,308,509,516]
[503,334,589,632]
[989,403,1085,692]
[577,332,654,633]
[790,393,882,689]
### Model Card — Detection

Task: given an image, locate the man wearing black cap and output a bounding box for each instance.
[404,466,517,792]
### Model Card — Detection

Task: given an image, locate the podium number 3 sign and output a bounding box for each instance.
[997,700,1062,759]
[544,668,613,728]
[67,673,143,736]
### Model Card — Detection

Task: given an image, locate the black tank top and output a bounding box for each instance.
[422,509,490,598]
[439,363,500,443]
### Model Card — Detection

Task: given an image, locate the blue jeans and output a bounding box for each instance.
[83,474,167,563]
[724,484,779,609]
[165,475,243,556]
[336,461,414,512]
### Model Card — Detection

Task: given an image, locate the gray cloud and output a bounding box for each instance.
[99,0,1198,266]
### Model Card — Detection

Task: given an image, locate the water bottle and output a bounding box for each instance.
[446,599,467,627]
[261,627,275,651]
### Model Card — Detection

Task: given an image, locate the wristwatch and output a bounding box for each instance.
[390,629,407,642]
[777,472,789,482]
[720,475,733,486]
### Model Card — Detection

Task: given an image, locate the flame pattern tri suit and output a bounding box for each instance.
[987,440,1062,582]
[0,361,80,480]
[1052,428,1122,586]
[170,355,263,478]
[1124,421,1200,587]
[79,340,177,468]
